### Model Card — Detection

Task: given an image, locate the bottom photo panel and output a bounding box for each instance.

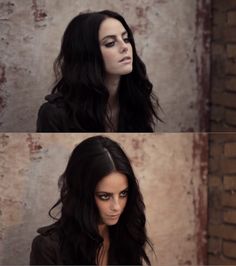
[0,133,208,265]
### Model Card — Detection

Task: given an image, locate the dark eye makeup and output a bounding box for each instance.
[96,188,129,201]
[105,41,115,48]
[120,189,128,197]
[98,194,110,200]
[103,36,131,48]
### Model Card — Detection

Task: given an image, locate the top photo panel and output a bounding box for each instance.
[1,0,231,132]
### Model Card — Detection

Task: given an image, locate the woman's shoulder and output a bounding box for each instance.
[32,224,59,248]
[45,92,65,106]
[37,92,68,132]
[30,223,62,265]
[37,222,60,239]
[39,92,66,114]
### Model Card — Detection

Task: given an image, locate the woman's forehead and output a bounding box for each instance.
[96,172,128,192]
[99,17,127,40]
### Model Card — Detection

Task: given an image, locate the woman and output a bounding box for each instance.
[30,136,153,265]
[36,10,160,132]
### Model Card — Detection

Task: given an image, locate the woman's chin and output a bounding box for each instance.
[104,217,120,226]
[120,67,133,75]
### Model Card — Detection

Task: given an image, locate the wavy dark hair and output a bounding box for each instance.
[51,10,160,132]
[49,136,153,265]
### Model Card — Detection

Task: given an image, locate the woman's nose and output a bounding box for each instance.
[119,40,128,53]
[110,199,121,212]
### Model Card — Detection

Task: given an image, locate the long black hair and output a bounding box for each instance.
[49,136,153,265]
[52,10,160,132]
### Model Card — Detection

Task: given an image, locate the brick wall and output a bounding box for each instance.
[208,133,236,264]
[208,0,236,263]
[211,0,236,130]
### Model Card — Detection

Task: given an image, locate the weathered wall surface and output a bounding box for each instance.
[0,133,207,265]
[208,133,236,264]
[207,1,236,263]
[211,0,236,131]
[0,0,210,132]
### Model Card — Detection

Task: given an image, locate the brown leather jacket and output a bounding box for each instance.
[30,223,63,265]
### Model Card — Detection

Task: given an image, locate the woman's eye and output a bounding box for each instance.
[123,37,130,43]
[120,191,128,198]
[105,41,115,48]
[99,194,110,200]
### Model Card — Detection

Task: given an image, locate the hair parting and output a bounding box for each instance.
[103,147,116,170]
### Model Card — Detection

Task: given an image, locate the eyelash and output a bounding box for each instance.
[105,37,131,48]
[98,191,128,201]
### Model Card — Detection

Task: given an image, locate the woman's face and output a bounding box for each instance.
[99,17,133,78]
[95,171,128,226]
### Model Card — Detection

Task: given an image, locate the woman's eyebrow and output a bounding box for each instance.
[120,187,129,192]
[96,187,129,194]
[101,31,128,41]
[96,191,112,195]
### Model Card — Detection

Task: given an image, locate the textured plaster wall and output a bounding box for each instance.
[0,0,210,132]
[0,133,207,265]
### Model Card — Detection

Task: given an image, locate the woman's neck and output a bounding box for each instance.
[104,75,120,107]
[98,224,109,239]
[104,75,120,131]
[98,224,110,266]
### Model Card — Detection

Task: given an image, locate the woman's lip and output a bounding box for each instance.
[119,57,131,62]
[108,214,120,218]
[119,59,132,64]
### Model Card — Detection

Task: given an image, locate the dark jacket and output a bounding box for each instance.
[30,223,63,265]
[36,93,74,132]
[30,223,142,265]
[36,93,154,133]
